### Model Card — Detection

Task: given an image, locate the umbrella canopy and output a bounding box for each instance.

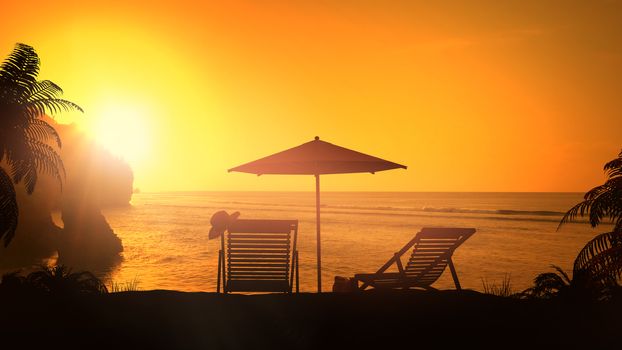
[229,136,406,175]
[228,136,407,292]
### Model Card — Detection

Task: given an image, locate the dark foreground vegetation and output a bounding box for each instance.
[1,289,621,349]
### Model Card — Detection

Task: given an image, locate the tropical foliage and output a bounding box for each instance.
[0,265,108,295]
[0,43,82,246]
[526,150,622,300]
[559,149,622,233]
[522,265,606,300]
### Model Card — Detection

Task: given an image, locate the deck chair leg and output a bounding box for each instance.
[217,250,222,293]
[448,259,462,291]
[221,250,228,294]
[295,251,299,293]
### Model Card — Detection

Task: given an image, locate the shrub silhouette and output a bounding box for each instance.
[0,265,107,296]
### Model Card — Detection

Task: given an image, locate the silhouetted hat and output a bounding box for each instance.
[208,210,240,239]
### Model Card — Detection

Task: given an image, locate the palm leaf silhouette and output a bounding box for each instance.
[0,43,39,100]
[26,118,62,147]
[526,265,572,299]
[549,149,622,297]
[0,168,18,246]
[0,43,82,246]
[559,150,622,232]
[574,232,621,271]
[575,232,622,284]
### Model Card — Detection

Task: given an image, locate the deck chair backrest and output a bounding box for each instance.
[224,219,298,292]
[403,228,475,286]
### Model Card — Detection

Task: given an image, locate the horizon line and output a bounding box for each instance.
[133,190,585,194]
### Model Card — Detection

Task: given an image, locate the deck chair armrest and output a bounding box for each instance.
[353,272,405,291]
[354,272,403,280]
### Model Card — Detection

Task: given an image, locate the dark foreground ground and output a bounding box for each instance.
[1,290,621,349]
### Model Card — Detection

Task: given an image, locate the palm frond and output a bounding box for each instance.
[604,150,622,178]
[26,118,62,147]
[0,167,18,246]
[558,184,619,230]
[558,200,593,230]
[25,98,83,118]
[574,232,620,272]
[0,43,39,101]
[3,127,65,193]
[4,138,38,194]
[531,271,568,297]
[28,139,65,189]
[27,80,63,101]
[14,158,37,194]
[551,264,572,284]
[558,150,622,231]
[580,244,622,284]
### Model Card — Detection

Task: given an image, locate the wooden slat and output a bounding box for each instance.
[228,219,297,233]
[228,262,288,267]
[406,273,444,278]
[229,270,288,273]
[229,242,289,249]
[227,239,289,245]
[408,262,446,266]
[227,253,289,258]
[230,275,288,280]
[229,257,289,261]
[230,267,288,272]
[229,271,288,275]
[408,259,447,264]
[406,264,446,269]
[228,249,290,254]
[229,258,289,263]
[407,263,447,268]
[408,252,448,256]
[406,266,446,271]
[418,227,476,238]
[410,255,448,259]
[406,271,444,276]
[229,274,288,278]
[228,234,291,239]
[416,245,455,249]
[230,276,288,279]
[419,242,458,244]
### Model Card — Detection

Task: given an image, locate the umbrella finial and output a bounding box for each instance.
[314,136,320,141]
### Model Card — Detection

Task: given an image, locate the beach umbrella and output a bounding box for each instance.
[228,136,407,292]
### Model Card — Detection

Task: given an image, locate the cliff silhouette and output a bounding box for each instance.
[0,119,132,275]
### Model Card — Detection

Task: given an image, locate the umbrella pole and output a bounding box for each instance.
[315,174,321,293]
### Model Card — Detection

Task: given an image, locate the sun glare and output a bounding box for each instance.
[89,103,152,167]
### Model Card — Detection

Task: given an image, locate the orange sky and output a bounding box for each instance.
[1,0,620,192]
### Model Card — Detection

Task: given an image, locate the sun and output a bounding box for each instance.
[88,103,152,167]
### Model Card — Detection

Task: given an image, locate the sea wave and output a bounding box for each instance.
[136,203,578,224]
[171,200,566,217]
[422,207,565,217]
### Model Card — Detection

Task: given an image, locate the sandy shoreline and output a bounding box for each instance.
[2,289,621,349]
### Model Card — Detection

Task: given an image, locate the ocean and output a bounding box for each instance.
[101,191,606,293]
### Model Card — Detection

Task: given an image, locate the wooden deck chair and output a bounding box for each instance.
[353,227,476,291]
[217,219,299,293]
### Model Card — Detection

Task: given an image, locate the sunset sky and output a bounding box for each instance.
[1,0,620,192]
